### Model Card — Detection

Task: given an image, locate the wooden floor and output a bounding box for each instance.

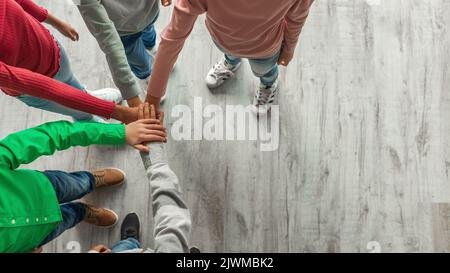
[1,0,450,253]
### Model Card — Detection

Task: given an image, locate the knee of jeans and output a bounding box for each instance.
[250,64,278,78]
[131,64,152,80]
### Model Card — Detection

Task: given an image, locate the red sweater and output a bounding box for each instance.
[0,0,114,118]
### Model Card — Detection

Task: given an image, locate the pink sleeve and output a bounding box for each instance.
[0,61,115,118]
[147,0,206,99]
[283,0,314,54]
[15,0,49,22]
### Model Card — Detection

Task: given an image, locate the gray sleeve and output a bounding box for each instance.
[140,143,191,253]
[76,0,141,99]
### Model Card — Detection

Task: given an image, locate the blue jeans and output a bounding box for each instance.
[120,23,157,79]
[39,171,96,246]
[111,238,141,253]
[224,50,281,87]
[17,41,94,121]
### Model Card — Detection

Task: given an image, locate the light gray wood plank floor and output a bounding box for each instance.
[1,0,450,252]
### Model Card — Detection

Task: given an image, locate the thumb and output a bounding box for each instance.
[133,144,150,153]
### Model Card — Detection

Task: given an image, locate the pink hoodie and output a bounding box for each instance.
[148,0,314,98]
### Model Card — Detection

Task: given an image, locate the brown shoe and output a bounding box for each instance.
[83,204,118,228]
[91,168,126,189]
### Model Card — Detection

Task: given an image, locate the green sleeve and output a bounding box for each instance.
[77,0,141,100]
[0,121,125,170]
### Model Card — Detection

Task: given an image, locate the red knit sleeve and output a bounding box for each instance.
[14,0,48,22]
[0,61,115,118]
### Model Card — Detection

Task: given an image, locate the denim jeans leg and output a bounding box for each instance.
[141,24,157,49]
[111,238,142,253]
[39,202,87,247]
[120,33,152,79]
[248,50,281,87]
[43,170,96,204]
[53,41,86,91]
[224,54,242,66]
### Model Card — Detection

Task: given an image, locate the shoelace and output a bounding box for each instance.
[85,205,100,221]
[255,86,276,105]
[93,170,105,186]
[211,61,235,80]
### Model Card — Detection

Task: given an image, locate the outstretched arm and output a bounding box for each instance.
[0,61,116,118]
[141,143,191,253]
[140,105,191,253]
[0,121,125,170]
[76,0,142,105]
[146,0,206,111]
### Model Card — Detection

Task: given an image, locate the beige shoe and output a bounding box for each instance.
[92,168,126,189]
[83,204,118,228]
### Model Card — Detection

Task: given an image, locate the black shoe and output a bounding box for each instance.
[120,213,140,241]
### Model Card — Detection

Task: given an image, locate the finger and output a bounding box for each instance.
[73,30,79,41]
[158,112,165,127]
[144,103,151,119]
[162,0,171,6]
[133,144,150,153]
[138,103,144,120]
[141,129,167,138]
[142,124,166,131]
[140,118,161,124]
[150,104,157,119]
[141,135,166,143]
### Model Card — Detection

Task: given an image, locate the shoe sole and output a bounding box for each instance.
[206,62,242,89]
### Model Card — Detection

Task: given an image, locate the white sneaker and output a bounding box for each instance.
[205,58,241,89]
[87,88,122,104]
[251,79,279,115]
[87,115,108,123]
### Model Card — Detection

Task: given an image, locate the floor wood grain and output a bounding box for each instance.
[1,0,450,252]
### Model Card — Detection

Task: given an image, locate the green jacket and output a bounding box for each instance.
[0,121,125,253]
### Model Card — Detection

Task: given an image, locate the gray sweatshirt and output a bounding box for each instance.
[116,143,191,253]
[76,0,159,99]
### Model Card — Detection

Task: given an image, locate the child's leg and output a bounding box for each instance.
[248,50,281,87]
[120,32,152,80]
[141,24,157,50]
[43,170,95,204]
[53,41,86,91]
[111,238,142,253]
[224,54,242,66]
[39,202,86,246]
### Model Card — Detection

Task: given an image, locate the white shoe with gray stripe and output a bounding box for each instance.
[251,79,279,115]
[206,58,241,89]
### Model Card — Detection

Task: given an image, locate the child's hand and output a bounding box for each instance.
[55,21,79,41]
[161,0,172,7]
[45,14,79,41]
[126,104,167,152]
[277,48,294,66]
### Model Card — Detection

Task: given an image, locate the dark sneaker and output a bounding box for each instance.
[120,213,141,241]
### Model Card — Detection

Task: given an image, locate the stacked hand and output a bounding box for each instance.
[125,103,166,152]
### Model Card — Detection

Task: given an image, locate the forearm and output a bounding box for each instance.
[77,1,141,99]
[140,144,191,253]
[146,3,199,101]
[0,62,115,118]
[44,13,64,28]
[0,121,125,169]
